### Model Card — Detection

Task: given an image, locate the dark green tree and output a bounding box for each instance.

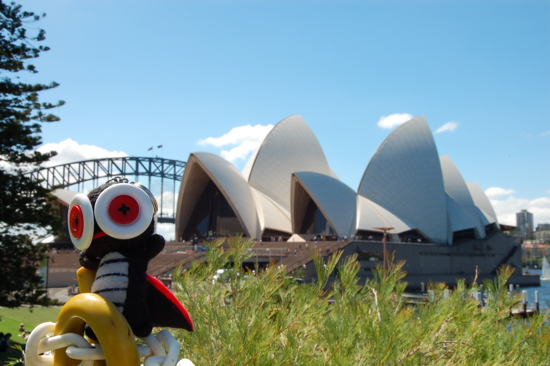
[0,1,64,307]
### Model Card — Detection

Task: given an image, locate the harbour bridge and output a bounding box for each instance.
[26,157,186,223]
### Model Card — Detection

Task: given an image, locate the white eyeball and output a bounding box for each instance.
[94,183,154,240]
[68,193,94,250]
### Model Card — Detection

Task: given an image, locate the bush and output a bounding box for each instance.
[172,236,550,365]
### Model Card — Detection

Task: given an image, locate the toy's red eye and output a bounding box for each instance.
[68,194,94,250]
[94,183,154,240]
[108,195,140,225]
[69,205,84,238]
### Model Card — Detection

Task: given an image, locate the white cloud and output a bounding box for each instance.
[153,191,178,216]
[485,187,516,199]
[434,121,459,134]
[377,113,414,129]
[540,131,550,137]
[1,139,126,174]
[490,195,550,227]
[37,139,127,167]
[220,140,261,162]
[156,223,176,242]
[198,124,273,163]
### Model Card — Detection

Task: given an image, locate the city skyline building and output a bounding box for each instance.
[517,209,534,239]
[533,230,550,243]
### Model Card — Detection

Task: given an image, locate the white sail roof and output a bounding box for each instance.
[245,115,335,212]
[466,181,498,225]
[291,172,356,237]
[250,187,292,234]
[356,195,412,234]
[358,116,448,244]
[440,155,485,239]
[176,152,260,238]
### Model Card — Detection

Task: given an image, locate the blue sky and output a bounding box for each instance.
[15,0,550,228]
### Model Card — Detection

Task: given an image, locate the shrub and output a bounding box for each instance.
[172,236,550,365]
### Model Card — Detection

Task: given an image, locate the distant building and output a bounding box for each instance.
[522,243,547,259]
[536,223,550,231]
[534,230,550,243]
[516,210,534,239]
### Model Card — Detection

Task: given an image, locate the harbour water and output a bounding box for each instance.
[520,269,550,311]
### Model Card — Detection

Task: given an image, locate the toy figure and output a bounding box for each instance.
[67,177,193,338]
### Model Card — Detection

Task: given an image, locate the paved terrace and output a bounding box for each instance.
[249,240,350,272]
[47,240,351,279]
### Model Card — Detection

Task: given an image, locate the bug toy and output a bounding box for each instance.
[67,177,193,339]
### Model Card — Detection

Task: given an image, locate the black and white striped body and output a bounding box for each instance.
[88,250,153,337]
[91,252,129,314]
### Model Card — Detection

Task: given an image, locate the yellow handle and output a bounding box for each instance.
[53,281,140,366]
[76,267,96,294]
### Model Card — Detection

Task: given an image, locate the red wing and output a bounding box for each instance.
[146,274,194,332]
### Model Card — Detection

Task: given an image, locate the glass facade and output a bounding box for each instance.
[397,230,430,243]
[262,228,291,241]
[452,228,476,243]
[299,199,335,236]
[183,180,245,240]
[355,230,385,242]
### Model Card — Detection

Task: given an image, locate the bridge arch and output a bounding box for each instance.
[26,157,185,223]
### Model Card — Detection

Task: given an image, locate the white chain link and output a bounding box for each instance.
[25,322,194,366]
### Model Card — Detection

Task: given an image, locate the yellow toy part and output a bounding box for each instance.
[53,293,140,366]
[26,267,194,366]
[76,266,96,294]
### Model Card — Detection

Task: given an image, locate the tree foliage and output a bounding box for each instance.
[0,1,64,307]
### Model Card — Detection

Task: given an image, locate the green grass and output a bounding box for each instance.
[0,306,61,365]
[0,306,61,339]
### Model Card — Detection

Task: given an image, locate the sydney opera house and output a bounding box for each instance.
[174,115,536,287]
[177,115,497,244]
[49,114,537,288]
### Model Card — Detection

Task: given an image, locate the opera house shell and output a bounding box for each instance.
[176,115,500,246]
